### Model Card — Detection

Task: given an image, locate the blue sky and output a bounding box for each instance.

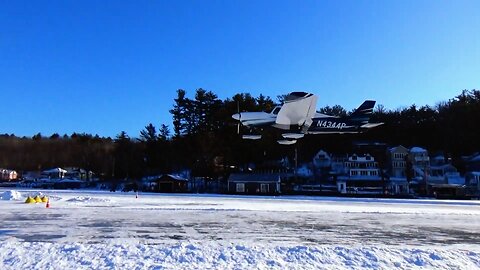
[1,0,479,137]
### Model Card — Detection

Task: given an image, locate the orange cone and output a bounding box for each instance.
[46,199,50,208]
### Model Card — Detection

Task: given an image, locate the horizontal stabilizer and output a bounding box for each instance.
[277,139,297,145]
[242,135,262,140]
[282,133,305,140]
[360,122,384,129]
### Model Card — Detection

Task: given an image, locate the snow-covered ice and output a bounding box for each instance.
[1,188,479,269]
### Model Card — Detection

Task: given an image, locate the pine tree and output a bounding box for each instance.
[170,89,191,137]
[318,105,347,117]
[140,123,158,142]
[159,124,170,141]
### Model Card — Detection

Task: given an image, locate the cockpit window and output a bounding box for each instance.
[272,107,281,115]
[289,92,308,97]
[285,92,311,101]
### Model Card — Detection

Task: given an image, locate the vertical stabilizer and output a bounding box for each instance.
[350,100,376,123]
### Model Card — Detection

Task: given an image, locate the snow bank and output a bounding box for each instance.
[0,190,22,201]
[1,240,479,270]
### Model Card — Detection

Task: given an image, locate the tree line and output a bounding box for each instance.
[1,89,479,180]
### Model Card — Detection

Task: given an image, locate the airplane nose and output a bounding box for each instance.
[232,113,241,121]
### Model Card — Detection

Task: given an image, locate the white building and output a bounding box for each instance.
[388,145,409,178]
[345,154,380,178]
[409,147,430,179]
[41,168,67,180]
[337,154,384,194]
[312,150,331,168]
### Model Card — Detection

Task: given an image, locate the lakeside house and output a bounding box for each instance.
[145,174,189,193]
[227,172,289,195]
[0,169,18,181]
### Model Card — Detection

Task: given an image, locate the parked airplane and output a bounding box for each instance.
[232,92,383,144]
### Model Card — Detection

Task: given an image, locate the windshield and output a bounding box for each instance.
[271,107,281,115]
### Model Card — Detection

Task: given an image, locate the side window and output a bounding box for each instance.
[272,107,281,115]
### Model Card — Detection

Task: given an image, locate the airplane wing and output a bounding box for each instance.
[275,92,318,129]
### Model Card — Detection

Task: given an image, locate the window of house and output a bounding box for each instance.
[236,183,245,193]
[260,184,268,193]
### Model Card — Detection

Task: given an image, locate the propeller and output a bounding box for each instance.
[237,100,241,135]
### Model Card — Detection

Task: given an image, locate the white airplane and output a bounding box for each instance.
[232,92,383,144]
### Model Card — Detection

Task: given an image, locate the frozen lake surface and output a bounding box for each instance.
[1,189,480,269]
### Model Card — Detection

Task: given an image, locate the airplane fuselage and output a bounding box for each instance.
[306,116,365,134]
[232,111,276,127]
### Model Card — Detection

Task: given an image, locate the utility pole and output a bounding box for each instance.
[424,162,429,196]
[294,144,298,186]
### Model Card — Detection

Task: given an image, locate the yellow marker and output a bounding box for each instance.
[41,196,49,203]
[25,196,36,204]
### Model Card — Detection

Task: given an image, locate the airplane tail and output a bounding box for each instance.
[275,92,318,129]
[349,100,376,123]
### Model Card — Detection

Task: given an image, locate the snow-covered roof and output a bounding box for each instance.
[410,147,427,153]
[389,145,408,152]
[42,168,67,173]
[314,149,330,156]
[145,174,188,182]
[165,174,188,181]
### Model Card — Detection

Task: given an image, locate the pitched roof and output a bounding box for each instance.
[388,145,408,152]
[42,168,67,174]
[410,147,427,153]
